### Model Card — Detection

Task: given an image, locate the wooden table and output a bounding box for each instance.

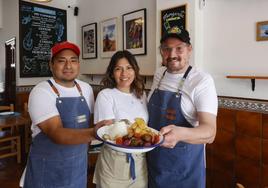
[0,114,31,163]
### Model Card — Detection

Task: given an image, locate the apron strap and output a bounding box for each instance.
[157,69,167,88]
[47,80,60,97]
[47,80,83,97]
[74,80,83,96]
[126,153,136,180]
[178,65,192,94]
[156,65,193,93]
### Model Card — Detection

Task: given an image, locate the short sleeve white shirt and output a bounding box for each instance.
[148,66,218,127]
[94,88,148,124]
[28,78,94,137]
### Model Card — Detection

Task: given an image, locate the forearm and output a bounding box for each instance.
[48,127,95,145]
[38,117,113,145]
[160,112,217,148]
[177,123,216,144]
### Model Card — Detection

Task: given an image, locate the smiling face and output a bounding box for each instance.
[113,57,135,93]
[160,37,192,74]
[49,49,80,87]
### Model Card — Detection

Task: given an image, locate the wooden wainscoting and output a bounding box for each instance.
[206,108,268,188]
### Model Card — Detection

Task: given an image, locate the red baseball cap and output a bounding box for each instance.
[51,41,80,58]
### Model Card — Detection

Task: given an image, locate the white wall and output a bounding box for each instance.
[0,0,77,86]
[77,0,156,79]
[0,0,3,28]
[1,0,267,100]
[0,0,18,84]
[157,0,268,100]
[203,0,268,99]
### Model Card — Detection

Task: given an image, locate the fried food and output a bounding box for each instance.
[117,118,160,147]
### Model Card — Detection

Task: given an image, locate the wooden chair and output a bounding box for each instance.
[0,104,14,112]
[0,104,21,163]
[22,102,32,153]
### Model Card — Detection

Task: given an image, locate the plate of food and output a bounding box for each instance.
[96,118,164,153]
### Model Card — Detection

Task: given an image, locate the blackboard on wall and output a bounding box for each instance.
[161,4,187,37]
[19,0,67,77]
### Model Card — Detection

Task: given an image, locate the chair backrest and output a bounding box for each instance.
[22,102,30,118]
[0,104,14,112]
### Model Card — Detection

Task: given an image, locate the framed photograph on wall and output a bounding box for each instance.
[82,23,97,59]
[100,17,118,58]
[256,21,268,41]
[122,8,147,55]
[161,4,187,36]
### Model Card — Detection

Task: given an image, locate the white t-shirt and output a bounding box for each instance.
[94,88,148,124]
[28,78,94,137]
[148,66,218,127]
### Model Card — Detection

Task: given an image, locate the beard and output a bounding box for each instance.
[166,57,180,63]
[165,57,188,73]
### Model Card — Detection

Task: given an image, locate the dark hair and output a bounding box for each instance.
[101,50,144,99]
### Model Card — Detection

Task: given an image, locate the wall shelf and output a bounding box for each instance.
[226,75,268,91]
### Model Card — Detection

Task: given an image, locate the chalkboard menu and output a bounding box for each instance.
[161,4,186,37]
[19,1,67,77]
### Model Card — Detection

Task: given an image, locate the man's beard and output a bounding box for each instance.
[166,57,180,63]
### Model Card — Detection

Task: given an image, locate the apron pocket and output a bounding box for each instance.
[101,146,130,180]
[148,142,189,175]
[43,157,75,187]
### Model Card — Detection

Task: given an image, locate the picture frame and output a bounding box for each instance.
[100,17,118,58]
[256,21,268,41]
[161,4,187,37]
[82,22,97,59]
[122,8,147,55]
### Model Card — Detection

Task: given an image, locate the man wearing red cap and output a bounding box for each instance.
[22,41,111,188]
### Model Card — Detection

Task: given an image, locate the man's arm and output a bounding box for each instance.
[38,116,112,145]
[160,112,216,148]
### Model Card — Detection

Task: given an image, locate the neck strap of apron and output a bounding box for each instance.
[157,65,192,93]
[178,65,192,94]
[47,80,83,97]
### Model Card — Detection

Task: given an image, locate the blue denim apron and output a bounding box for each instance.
[147,66,205,188]
[24,80,90,188]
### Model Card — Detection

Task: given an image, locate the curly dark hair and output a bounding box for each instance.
[101,50,144,99]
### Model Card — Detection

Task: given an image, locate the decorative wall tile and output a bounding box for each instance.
[218,97,268,114]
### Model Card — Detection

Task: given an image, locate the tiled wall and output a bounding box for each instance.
[218,97,268,114]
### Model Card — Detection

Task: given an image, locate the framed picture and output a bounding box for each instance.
[122,8,147,55]
[82,23,97,59]
[161,4,187,37]
[256,21,268,41]
[100,17,118,58]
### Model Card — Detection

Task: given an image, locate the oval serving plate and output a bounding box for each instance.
[96,124,164,154]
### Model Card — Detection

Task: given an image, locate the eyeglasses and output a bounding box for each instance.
[160,44,188,55]
[54,57,79,65]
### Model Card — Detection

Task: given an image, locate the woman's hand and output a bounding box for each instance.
[94,119,114,138]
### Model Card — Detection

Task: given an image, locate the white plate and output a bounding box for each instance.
[96,124,164,153]
[0,111,14,116]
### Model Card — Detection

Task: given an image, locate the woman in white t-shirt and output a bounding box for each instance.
[93,50,148,188]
